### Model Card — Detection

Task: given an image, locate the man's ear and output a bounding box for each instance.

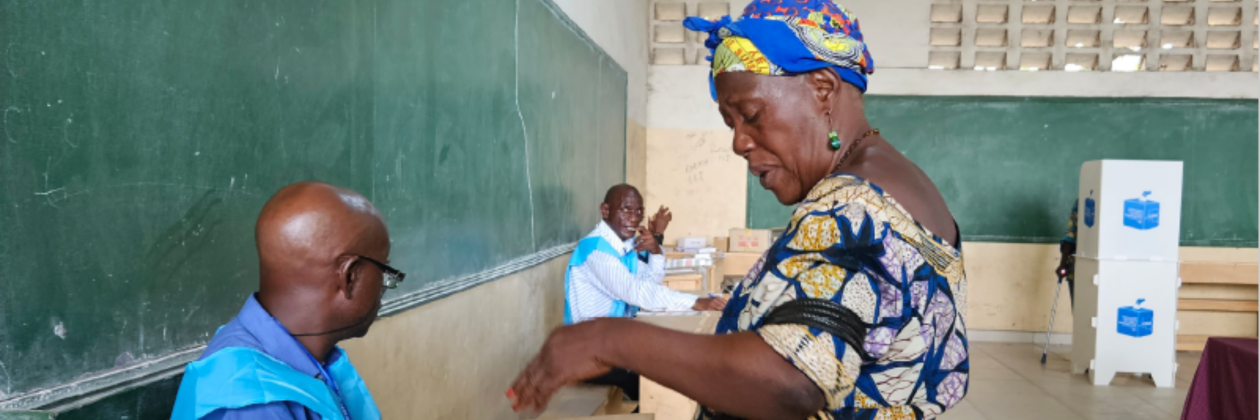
[336,255,361,301]
[600,202,611,220]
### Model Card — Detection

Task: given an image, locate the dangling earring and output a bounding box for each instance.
[827,112,841,150]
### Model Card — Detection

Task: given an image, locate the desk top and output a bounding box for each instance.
[635,312,719,335]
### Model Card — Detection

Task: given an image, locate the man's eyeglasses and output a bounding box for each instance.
[357,256,406,289]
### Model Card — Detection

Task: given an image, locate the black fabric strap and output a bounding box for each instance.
[761,298,873,363]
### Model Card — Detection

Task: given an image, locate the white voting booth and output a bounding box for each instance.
[1070,160,1183,388]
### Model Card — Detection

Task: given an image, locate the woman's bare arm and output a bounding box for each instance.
[510,318,824,420]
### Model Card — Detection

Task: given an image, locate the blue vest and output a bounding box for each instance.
[171,346,381,420]
[563,236,644,325]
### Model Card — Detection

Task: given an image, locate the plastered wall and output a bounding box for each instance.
[964,244,1258,335]
[342,256,568,420]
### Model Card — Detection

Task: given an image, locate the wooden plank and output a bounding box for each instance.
[637,312,718,333]
[536,385,615,419]
[664,274,702,291]
[1177,334,1213,343]
[716,252,761,277]
[639,378,697,420]
[635,313,718,420]
[705,266,721,293]
[1176,334,1260,352]
[592,387,639,416]
[1177,334,1210,352]
[556,414,655,420]
[1180,263,1259,286]
[1178,299,1259,312]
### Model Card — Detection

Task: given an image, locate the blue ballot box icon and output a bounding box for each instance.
[1084,190,1096,228]
[1123,191,1159,230]
[1117,299,1154,338]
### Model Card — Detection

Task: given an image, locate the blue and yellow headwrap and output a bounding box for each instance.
[683,0,874,100]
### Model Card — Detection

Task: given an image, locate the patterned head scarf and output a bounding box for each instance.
[683,0,874,100]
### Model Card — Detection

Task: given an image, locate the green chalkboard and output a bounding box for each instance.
[748,96,1258,247]
[0,0,624,408]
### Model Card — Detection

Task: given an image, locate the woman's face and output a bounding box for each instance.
[715,72,833,205]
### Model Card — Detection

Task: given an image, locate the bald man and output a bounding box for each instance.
[564,184,726,400]
[172,182,401,420]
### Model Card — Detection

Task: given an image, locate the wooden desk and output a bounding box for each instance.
[554,415,654,420]
[634,313,720,420]
[710,252,761,292]
[534,385,641,419]
[663,273,702,291]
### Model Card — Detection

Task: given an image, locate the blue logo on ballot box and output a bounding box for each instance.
[1117,299,1153,338]
[1123,191,1159,230]
[1083,190,1096,228]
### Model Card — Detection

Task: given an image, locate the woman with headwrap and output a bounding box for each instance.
[510,1,969,419]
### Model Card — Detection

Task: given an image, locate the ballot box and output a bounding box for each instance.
[1070,160,1183,388]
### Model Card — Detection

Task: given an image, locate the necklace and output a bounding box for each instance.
[830,128,879,174]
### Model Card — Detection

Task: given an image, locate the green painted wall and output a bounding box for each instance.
[748,96,1258,247]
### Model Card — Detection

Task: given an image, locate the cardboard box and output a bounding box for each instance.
[677,237,706,249]
[712,236,729,252]
[728,228,772,253]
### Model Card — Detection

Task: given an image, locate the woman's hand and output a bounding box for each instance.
[508,321,614,412]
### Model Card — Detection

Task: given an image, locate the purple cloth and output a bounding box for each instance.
[1181,337,1258,420]
[198,294,345,420]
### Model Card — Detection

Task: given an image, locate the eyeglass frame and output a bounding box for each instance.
[356,255,406,290]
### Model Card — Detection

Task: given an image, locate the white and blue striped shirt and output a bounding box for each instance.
[566,221,699,324]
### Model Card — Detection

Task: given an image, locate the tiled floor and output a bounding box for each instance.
[940,343,1201,420]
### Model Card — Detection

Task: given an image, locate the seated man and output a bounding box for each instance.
[565,184,728,399]
[172,182,402,420]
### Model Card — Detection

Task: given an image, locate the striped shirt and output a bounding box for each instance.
[567,221,699,324]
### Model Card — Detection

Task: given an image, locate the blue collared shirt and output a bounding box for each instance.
[198,294,344,420]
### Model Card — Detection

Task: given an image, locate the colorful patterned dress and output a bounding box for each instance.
[705,174,969,420]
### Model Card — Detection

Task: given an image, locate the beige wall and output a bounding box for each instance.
[963,243,1258,337]
[644,128,747,242]
[627,119,648,191]
[342,256,568,420]
[552,0,649,125]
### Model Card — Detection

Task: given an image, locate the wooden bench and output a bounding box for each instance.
[1175,262,1258,351]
